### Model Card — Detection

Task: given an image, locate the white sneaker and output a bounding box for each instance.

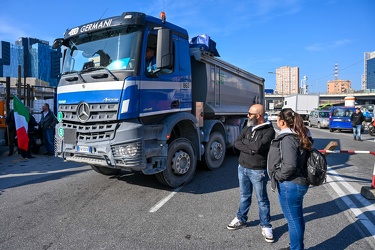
[261,226,274,243]
[227,217,246,230]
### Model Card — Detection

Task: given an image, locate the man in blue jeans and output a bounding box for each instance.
[227,104,275,243]
[350,107,365,141]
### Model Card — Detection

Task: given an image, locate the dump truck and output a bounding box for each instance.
[53,12,264,187]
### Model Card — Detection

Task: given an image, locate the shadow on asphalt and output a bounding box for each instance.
[0,146,89,191]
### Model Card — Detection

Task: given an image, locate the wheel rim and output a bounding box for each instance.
[210,141,223,160]
[171,150,191,175]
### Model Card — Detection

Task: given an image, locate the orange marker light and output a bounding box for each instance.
[160,12,166,23]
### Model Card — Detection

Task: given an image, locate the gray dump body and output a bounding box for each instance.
[190,49,265,118]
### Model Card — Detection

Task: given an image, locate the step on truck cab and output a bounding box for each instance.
[53,12,265,187]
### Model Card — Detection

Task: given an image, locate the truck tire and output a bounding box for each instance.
[201,132,226,170]
[91,165,121,176]
[369,129,375,136]
[155,138,196,188]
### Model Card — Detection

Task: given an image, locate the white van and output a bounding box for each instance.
[308,110,330,129]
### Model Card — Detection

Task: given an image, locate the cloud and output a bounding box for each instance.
[305,39,351,51]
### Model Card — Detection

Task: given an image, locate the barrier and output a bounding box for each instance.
[319,149,375,200]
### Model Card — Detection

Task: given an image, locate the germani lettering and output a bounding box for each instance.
[80,19,113,33]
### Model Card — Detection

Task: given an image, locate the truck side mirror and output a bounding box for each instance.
[156,29,173,69]
[52,38,64,49]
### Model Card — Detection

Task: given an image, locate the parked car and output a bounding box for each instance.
[308,110,330,129]
[268,112,279,121]
[329,106,356,132]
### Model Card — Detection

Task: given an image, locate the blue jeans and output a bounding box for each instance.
[352,124,362,139]
[236,165,271,227]
[43,128,55,154]
[277,181,309,250]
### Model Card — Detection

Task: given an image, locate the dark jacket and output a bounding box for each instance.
[267,130,309,191]
[5,110,15,131]
[40,110,57,130]
[350,111,365,126]
[235,121,275,170]
[28,114,38,134]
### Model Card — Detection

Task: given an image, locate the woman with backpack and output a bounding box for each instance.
[267,108,313,250]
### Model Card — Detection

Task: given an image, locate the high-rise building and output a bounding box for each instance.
[363,51,375,91]
[275,66,299,95]
[0,37,61,86]
[327,79,351,94]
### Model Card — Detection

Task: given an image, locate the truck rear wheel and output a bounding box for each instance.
[201,132,226,170]
[155,138,196,188]
[91,165,121,176]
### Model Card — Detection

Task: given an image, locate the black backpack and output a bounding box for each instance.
[304,148,328,186]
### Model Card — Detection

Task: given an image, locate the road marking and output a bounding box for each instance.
[326,167,375,240]
[149,186,183,213]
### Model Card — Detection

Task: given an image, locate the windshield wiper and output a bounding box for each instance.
[81,66,119,81]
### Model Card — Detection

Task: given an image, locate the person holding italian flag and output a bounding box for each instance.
[13,96,30,152]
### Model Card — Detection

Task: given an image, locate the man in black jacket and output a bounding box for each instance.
[40,103,57,156]
[350,107,365,141]
[227,104,275,243]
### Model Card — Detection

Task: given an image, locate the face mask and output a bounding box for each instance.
[247,116,258,127]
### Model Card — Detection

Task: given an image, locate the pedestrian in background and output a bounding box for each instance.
[267,108,313,250]
[350,107,365,141]
[39,103,57,156]
[227,104,275,243]
[5,109,16,156]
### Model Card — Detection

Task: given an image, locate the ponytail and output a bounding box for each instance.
[279,108,313,150]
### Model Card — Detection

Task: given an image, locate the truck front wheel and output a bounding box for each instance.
[155,138,196,188]
[91,165,121,176]
[201,132,226,170]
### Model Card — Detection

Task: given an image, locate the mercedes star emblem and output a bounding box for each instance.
[77,102,90,122]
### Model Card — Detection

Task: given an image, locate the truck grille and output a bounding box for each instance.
[59,103,118,123]
[62,123,116,142]
[59,103,118,142]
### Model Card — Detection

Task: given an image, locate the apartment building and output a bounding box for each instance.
[275,66,299,95]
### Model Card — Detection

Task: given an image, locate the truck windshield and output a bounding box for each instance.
[62,27,141,75]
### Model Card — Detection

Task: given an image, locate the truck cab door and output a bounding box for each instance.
[139,29,182,116]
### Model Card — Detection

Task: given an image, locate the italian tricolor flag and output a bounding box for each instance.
[13,96,30,151]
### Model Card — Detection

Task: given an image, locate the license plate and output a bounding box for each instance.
[77,146,92,153]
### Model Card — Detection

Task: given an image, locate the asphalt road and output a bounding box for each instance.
[0,126,374,250]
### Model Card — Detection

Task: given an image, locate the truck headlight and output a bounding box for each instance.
[114,143,139,157]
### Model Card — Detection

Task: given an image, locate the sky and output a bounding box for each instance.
[0,0,374,93]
